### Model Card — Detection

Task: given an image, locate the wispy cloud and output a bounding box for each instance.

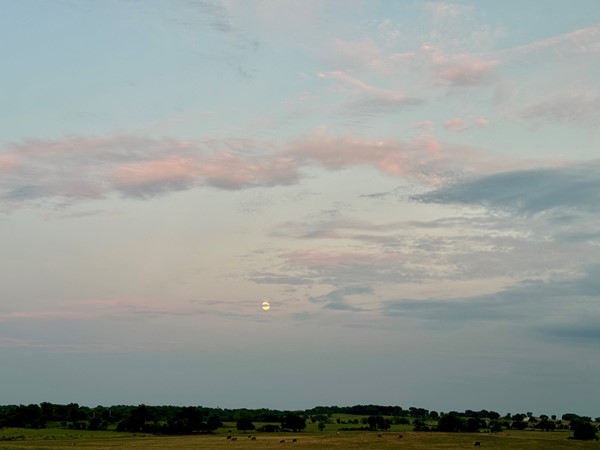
[520,87,600,126]
[318,71,423,123]
[510,25,600,59]
[426,47,499,87]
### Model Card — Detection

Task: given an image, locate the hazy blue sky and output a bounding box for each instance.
[1,0,599,417]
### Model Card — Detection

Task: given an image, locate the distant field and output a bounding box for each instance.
[1,428,599,449]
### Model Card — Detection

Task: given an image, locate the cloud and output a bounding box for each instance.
[426,48,499,87]
[511,25,600,59]
[318,71,424,121]
[414,162,600,214]
[382,266,600,345]
[520,87,600,126]
[290,129,521,186]
[411,120,435,131]
[308,286,373,312]
[283,249,404,268]
[444,117,468,132]
[540,321,600,343]
[0,311,91,322]
[443,117,490,132]
[324,38,386,71]
[0,135,300,209]
[0,129,541,211]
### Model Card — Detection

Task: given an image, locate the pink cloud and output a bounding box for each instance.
[444,117,468,132]
[196,152,299,189]
[0,154,17,171]
[0,135,301,208]
[0,127,537,211]
[512,26,600,57]
[318,71,422,106]
[476,118,490,127]
[112,157,198,189]
[289,129,536,184]
[431,53,499,86]
[289,131,448,184]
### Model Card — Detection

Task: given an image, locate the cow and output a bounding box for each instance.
[251,436,256,441]
[474,442,481,447]
[280,439,286,443]
[231,437,237,441]
[398,434,403,439]
[226,436,231,439]
[292,438,298,442]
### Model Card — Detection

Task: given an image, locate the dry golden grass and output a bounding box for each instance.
[1,430,599,449]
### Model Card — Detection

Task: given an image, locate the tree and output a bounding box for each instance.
[488,411,500,420]
[465,417,482,432]
[570,420,598,441]
[236,417,255,433]
[413,418,430,432]
[281,413,306,432]
[164,406,205,434]
[490,421,503,433]
[318,421,326,431]
[117,404,152,432]
[206,414,223,432]
[536,419,556,431]
[88,416,108,431]
[437,414,465,432]
[367,415,390,431]
[511,421,527,430]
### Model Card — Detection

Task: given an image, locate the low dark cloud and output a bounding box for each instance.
[309,286,372,312]
[382,266,600,345]
[540,321,600,343]
[414,162,600,214]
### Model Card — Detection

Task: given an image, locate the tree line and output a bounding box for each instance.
[0,403,597,441]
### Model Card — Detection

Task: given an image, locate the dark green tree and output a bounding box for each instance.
[437,414,465,432]
[511,421,527,430]
[570,420,598,441]
[465,417,482,432]
[281,413,306,432]
[236,417,255,433]
[117,404,152,432]
[413,418,430,432]
[206,414,223,431]
[490,421,503,433]
[536,419,556,431]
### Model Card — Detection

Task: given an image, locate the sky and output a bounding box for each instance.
[1,0,599,417]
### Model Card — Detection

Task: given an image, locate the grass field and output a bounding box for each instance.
[1,427,599,449]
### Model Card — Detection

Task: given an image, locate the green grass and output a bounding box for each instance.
[0,428,598,449]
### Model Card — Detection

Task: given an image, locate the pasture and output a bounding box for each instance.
[0,428,598,449]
